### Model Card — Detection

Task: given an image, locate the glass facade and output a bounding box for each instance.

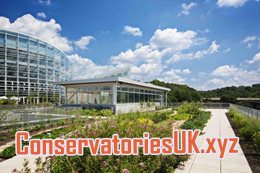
[66,85,113,105]
[0,29,74,102]
[65,83,165,105]
[117,85,163,104]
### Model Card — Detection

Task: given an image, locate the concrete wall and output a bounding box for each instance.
[115,102,160,114]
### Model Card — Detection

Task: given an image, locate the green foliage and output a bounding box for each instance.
[151,112,168,123]
[201,84,260,108]
[0,99,17,105]
[172,113,190,120]
[181,111,211,130]
[228,108,260,149]
[253,132,260,150]
[240,125,258,140]
[49,109,188,173]
[0,136,6,141]
[99,109,113,117]
[0,145,16,159]
[151,80,202,102]
[177,102,201,115]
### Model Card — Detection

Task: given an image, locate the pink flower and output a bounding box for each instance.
[102,160,109,167]
[122,168,130,173]
[139,162,145,168]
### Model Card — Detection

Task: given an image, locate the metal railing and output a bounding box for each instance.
[168,102,260,120]
[167,102,230,109]
[230,104,260,120]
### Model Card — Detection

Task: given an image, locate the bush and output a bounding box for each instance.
[151,112,168,123]
[82,109,98,116]
[172,113,190,120]
[0,145,15,159]
[240,125,258,140]
[99,109,113,117]
[181,111,211,130]
[228,108,260,153]
[229,108,249,127]
[0,136,6,141]
[253,131,260,150]
[177,102,201,116]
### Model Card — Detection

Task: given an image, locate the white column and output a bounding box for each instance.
[112,83,117,105]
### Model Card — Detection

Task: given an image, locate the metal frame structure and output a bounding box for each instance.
[0,29,74,103]
[54,77,170,113]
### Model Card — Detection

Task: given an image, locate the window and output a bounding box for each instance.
[7,35,17,48]
[0,33,4,46]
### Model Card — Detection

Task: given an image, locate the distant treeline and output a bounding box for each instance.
[150,80,260,104]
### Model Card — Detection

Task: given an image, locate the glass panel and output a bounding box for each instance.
[7,35,17,48]
[129,93,134,103]
[117,92,121,103]
[101,91,112,104]
[0,33,4,46]
[121,92,128,103]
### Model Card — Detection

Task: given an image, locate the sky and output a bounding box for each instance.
[0,0,260,90]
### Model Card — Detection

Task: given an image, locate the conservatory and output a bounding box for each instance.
[54,77,170,114]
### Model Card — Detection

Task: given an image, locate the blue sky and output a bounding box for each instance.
[0,0,260,90]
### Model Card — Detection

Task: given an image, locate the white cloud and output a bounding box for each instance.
[123,25,143,37]
[173,68,192,74]
[207,78,225,85]
[74,36,95,50]
[242,35,260,48]
[178,2,197,16]
[110,44,168,80]
[211,65,238,76]
[38,0,51,5]
[0,14,73,52]
[217,0,248,7]
[111,45,167,65]
[135,42,143,49]
[149,28,198,52]
[183,69,191,74]
[158,68,192,84]
[160,69,187,84]
[37,12,47,19]
[248,52,260,64]
[199,64,260,90]
[167,41,220,63]
[68,54,114,79]
[223,48,231,53]
[111,27,217,82]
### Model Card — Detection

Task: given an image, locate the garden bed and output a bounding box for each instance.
[226,109,260,173]
[8,103,212,172]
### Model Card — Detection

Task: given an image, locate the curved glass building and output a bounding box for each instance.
[0,29,74,103]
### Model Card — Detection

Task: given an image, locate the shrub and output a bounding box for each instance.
[0,145,15,159]
[181,111,211,130]
[99,109,113,117]
[172,113,190,120]
[239,125,258,140]
[177,102,201,116]
[82,109,98,116]
[151,112,168,123]
[136,118,154,126]
[0,136,6,141]
[253,131,260,150]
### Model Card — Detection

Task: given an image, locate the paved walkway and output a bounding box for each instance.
[175,109,252,173]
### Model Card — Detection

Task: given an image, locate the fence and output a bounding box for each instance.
[168,102,260,120]
[230,104,260,120]
[167,102,230,109]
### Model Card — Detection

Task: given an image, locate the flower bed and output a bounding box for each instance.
[227,108,260,173]
[11,103,212,172]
